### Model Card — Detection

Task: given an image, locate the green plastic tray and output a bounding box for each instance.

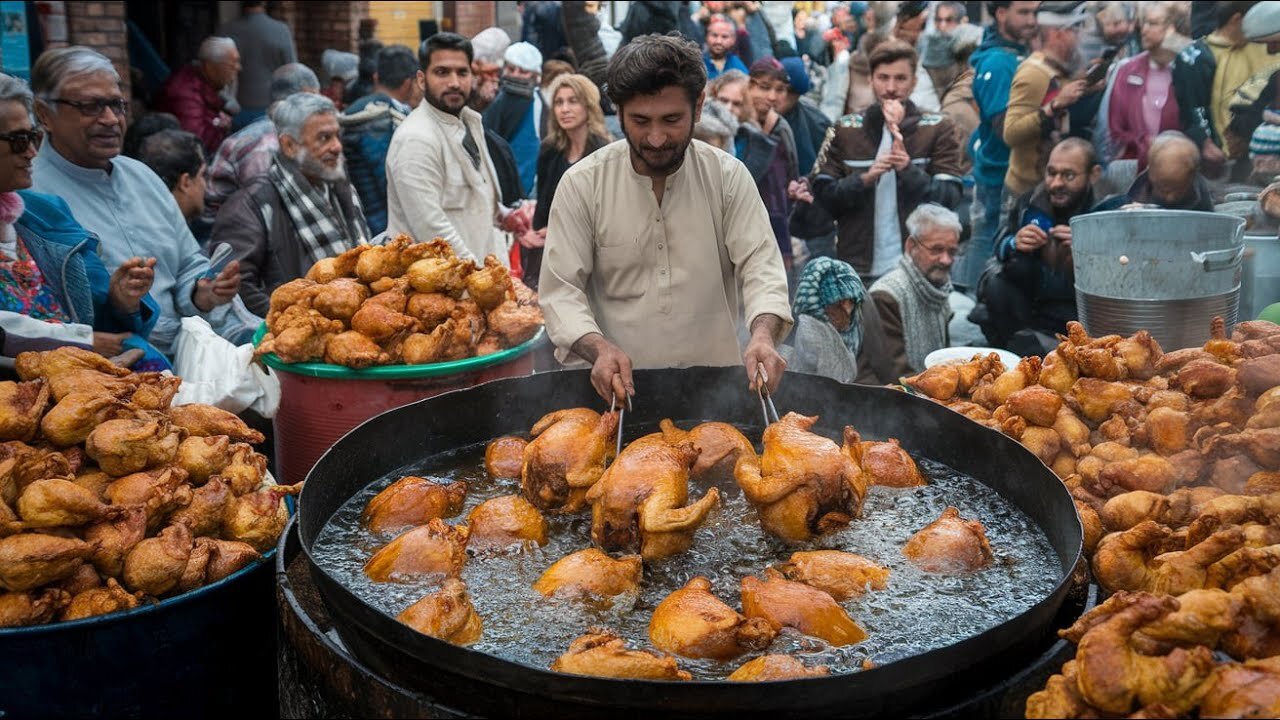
[252,323,545,380]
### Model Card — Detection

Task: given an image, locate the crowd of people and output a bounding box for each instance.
[6,0,1280,396]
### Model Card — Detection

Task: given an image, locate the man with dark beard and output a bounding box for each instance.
[970,138,1101,355]
[538,33,793,403]
[385,32,530,263]
[211,92,371,316]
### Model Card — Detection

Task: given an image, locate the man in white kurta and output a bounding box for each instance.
[538,34,792,402]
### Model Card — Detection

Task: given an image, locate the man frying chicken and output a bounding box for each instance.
[539,34,793,403]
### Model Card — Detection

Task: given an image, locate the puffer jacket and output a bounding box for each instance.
[341,92,408,235]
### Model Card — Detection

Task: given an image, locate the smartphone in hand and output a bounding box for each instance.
[1084,46,1119,86]
[203,242,234,280]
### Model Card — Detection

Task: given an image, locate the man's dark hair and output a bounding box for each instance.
[138,129,205,191]
[606,32,706,108]
[1054,137,1099,170]
[122,112,180,160]
[1217,1,1260,30]
[868,39,919,73]
[898,1,930,21]
[377,45,418,89]
[419,32,473,71]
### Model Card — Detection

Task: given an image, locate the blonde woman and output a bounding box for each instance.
[525,73,612,288]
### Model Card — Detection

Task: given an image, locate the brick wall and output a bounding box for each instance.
[63,0,130,93]
[273,0,370,74]
[452,1,495,39]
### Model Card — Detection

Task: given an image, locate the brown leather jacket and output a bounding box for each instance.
[811,101,965,278]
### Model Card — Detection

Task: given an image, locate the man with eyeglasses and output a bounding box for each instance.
[970,138,1101,356]
[30,46,253,355]
[867,203,961,378]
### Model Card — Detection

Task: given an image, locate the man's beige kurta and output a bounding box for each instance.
[539,139,793,369]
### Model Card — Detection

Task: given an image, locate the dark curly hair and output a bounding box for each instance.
[605,33,705,109]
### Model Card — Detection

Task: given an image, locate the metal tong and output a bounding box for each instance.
[610,392,632,458]
[756,366,780,426]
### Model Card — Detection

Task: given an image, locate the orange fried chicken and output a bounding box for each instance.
[324,331,391,368]
[775,550,890,600]
[363,518,469,582]
[484,435,527,479]
[85,417,183,477]
[521,408,618,513]
[38,391,129,447]
[406,256,471,297]
[487,300,544,347]
[467,494,547,549]
[14,346,129,383]
[0,588,71,627]
[257,307,343,363]
[60,578,142,622]
[0,532,91,591]
[349,300,417,342]
[400,320,456,365]
[1200,657,1280,718]
[167,404,264,444]
[658,420,757,484]
[169,477,233,537]
[463,255,513,311]
[405,292,457,329]
[310,278,370,323]
[727,654,831,681]
[0,379,49,443]
[902,506,994,573]
[221,483,301,551]
[648,576,776,659]
[551,630,690,680]
[397,578,483,645]
[532,548,642,602]
[121,523,194,597]
[361,476,467,536]
[16,477,127,528]
[175,435,234,485]
[740,568,867,646]
[842,429,925,488]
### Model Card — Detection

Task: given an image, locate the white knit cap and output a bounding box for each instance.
[472,27,512,65]
[504,42,543,75]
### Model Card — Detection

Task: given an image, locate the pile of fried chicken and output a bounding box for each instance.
[0,346,295,627]
[358,406,996,681]
[255,235,544,368]
[900,318,1280,717]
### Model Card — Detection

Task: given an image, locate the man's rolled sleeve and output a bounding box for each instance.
[538,170,603,363]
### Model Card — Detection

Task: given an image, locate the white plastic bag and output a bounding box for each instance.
[171,316,280,417]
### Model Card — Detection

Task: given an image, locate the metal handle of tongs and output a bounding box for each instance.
[610,392,632,457]
[756,366,780,426]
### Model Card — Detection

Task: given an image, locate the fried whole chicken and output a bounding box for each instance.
[222,483,301,551]
[463,255,513,311]
[0,587,71,627]
[105,467,192,531]
[902,507,993,574]
[397,578,483,645]
[363,518,470,582]
[121,522,194,597]
[85,417,184,477]
[17,477,128,528]
[586,434,720,560]
[14,346,130,383]
[60,578,142,622]
[532,548,642,603]
[486,300,544,347]
[0,379,49,443]
[169,477,232,537]
[740,568,867,646]
[1200,657,1280,718]
[648,576,777,659]
[467,495,548,549]
[658,420,757,485]
[734,413,867,543]
[521,408,618,513]
[38,391,130,448]
[484,436,527,479]
[311,277,370,323]
[551,630,691,680]
[842,429,925,488]
[0,532,92,591]
[83,505,147,577]
[775,550,890,600]
[167,404,264,444]
[727,655,831,681]
[175,435,234,485]
[360,476,467,536]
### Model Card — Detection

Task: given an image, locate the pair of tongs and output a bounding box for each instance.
[756,366,780,426]
[610,392,632,457]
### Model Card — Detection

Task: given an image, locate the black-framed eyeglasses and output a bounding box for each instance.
[51,97,129,118]
[0,128,43,154]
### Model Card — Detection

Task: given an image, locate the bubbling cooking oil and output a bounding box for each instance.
[313,427,1062,680]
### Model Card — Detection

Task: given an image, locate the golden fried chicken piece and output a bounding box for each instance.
[60,578,142,622]
[105,467,192,531]
[775,550,890,600]
[1074,593,1216,715]
[1102,491,1172,532]
[484,436,527,479]
[1140,407,1189,457]
[464,255,513,311]
[169,477,233,537]
[740,568,867,646]
[551,630,690,680]
[406,256,470,297]
[405,292,457,329]
[349,301,417,343]
[266,278,319,320]
[46,559,98,594]
[510,276,538,306]
[0,588,71,627]
[213,442,268,497]
[14,346,130,383]
[1176,359,1237,399]
[521,408,618,513]
[727,655,831,681]
[200,538,261,583]
[257,307,344,364]
[648,576,776,659]
[400,321,455,365]
[903,363,960,400]
[734,413,866,543]
[326,243,372,280]
[1071,378,1137,423]
[122,372,183,411]
[0,499,21,537]
[467,495,547,549]
[658,420,757,484]
[1115,331,1162,381]
[843,429,925,488]
[1039,347,1079,394]
[37,391,128,448]
[122,522,194,597]
[397,577,483,645]
[323,331,391,368]
[1053,408,1092,458]
[175,435,233,485]
[363,517,469,582]
[1095,454,1178,497]
[1020,424,1063,466]
[1065,334,1128,382]
[902,506,994,574]
[973,355,1041,409]
[1092,522,1177,594]
[1002,385,1063,428]
[1077,500,1105,556]
[221,483,301,552]
[40,369,128,405]
[1200,657,1280,718]
[360,476,467,536]
[487,300,544,347]
[167,404,264,445]
[443,299,484,360]
[1142,527,1247,595]
[532,548,641,602]
[475,329,503,355]
[83,505,146,577]
[0,379,49,443]
[16,477,127,528]
[1205,546,1280,591]
[0,533,92,591]
[1203,427,1280,470]
[311,278,370,323]
[1133,588,1243,652]
[586,434,720,560]
[355,236,414,283]
[1077,442,1140,491]
[1024,660,1097,718]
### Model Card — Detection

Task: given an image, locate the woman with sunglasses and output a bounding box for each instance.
[0,73,166,370]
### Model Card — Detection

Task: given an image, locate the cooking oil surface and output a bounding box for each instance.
[313,421,1061,680]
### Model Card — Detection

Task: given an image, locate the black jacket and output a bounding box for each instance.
[485,129,526,206]
[1091,170,1216,213]
[1172,38,1219,147]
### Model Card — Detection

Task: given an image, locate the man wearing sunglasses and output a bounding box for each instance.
[30,46,255,355]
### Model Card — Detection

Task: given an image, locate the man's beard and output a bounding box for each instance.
[426,86,472,116]
[296,147,346,183]
[621,117,693,176]
[1049,186,1087,213]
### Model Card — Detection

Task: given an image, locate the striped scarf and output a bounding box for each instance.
[269,155,370,265]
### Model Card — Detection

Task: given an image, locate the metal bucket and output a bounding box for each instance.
[1243,233,1280,321]
[1071,210,1246,350]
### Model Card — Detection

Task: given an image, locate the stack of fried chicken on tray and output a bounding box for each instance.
[0,347,293,627]
[354,406,996,681]
[900,318,1280,717]
[256,235,543,368]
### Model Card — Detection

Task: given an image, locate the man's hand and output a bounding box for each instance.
[882,98,905,127]
[861,157,893,185]
[1014,223,1049,253]
[572,332,635,404]
[1202,138,1227,176]
[1052,79,1087,110]
[517,227,546,249]
[744,314,787,394]
[1049,224,1072,248]
[193,260,240,312]
[499,202,535,235]
[93,331,131,357]
[787,178,813,203]
[108,256,156,314]
[885,144,910,172]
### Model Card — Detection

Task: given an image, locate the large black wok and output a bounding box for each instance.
[298,367,1082,719]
